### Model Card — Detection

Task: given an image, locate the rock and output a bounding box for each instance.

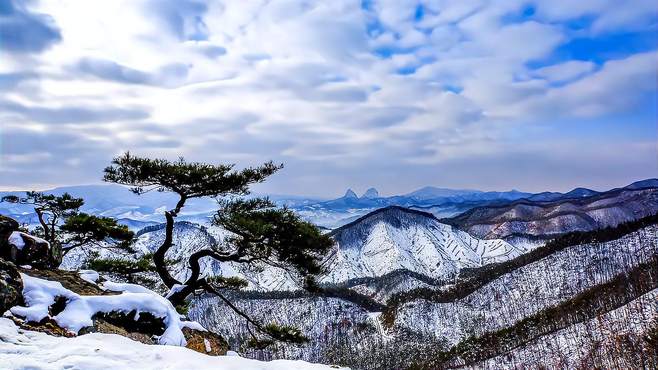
[7,232,55,269]
[79,318,155,345]
[182,327,228,356]
[0,215,19,252]
[19,268,114,296]
[0,259,22,313]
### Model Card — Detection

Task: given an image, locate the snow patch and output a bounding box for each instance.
[8,231,26,249]
[79,270,100,284]
[165,284,187,299]
[10,274,205,346]
[0,318,347,370]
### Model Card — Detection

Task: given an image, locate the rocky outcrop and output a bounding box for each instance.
[9,267,228,356]
[0,215,19,252]
[182,327,229,355]
[0,215,56,268]
[7,231,54,268]
[0,259,22,313]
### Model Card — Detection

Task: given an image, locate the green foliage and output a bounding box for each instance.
[214,198,335,276]
[262,323,308,344]
[206,275,249,290]
[87,253,156,275]
[175,301,190,316]
[61,213,134,250]
[1,191,132,267]
[2,191,84,216]
[102,152,334,346]
[103,152,282,199]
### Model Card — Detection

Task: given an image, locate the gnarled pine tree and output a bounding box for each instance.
[1,192,133,267]
[103,152,334,344]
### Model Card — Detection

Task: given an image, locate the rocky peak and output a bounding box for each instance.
[361,188,379,199]
[343,189,358,199]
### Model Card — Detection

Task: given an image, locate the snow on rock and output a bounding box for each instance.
[165,284,187,299]
[0,318,347,370]
[79,270,100,284]
[8,231,26,249]
[10,274,205,346]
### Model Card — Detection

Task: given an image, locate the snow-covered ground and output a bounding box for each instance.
[0,318,348,370]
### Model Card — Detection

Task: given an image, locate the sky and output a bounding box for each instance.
[0,0,657,197]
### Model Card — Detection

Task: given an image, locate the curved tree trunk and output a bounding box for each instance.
[153,211,182,288]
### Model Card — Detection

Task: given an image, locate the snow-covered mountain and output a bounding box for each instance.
[361,188,380,199]
[321,207,524,283]
[189,214,658,369]
[446,185,658,239]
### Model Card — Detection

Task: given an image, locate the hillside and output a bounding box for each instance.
[322,207,524,283]
[444,182,658,239]
[188,214,658,369]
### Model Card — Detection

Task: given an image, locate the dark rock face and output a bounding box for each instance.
[7,232,55,269]
[0,259,23,313]
[0,215,19,252]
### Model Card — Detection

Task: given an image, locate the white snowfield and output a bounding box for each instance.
[10,273,204,346]
[0,318,348,370]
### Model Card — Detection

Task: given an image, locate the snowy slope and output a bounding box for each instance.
[64,207,523,292]
[0,318,346,370]
[471,288,658,369]
[393,224,658,345]
[322,207,524,283]
[447,187,658,239]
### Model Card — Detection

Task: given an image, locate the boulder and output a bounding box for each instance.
[7,231,55,268]
[0,259,22,313]
[0,215,19,252]
[183,326,229,356]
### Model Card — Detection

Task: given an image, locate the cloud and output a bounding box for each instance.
[0,100,149,124]
[75,58,189,87]
[0,0,61,53]
[532,61,596,84]
[0,0,656,194]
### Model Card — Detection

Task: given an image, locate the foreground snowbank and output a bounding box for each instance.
[0,318,347,370]
[10,273,203,346]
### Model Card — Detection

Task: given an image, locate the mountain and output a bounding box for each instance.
[444,182,658,239]
[189,214,658,369]
[0,184,323,229]
[404,186,479,200]
[343,189,358,199]
[624,178,658,190]
[361,188,379,199]
[321,206,525,283]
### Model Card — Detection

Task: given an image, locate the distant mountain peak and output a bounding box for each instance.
[361,188,379,199]
[564,187,598,198]
[343,189,358,199]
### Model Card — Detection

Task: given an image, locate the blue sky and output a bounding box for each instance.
[0,0,656,196]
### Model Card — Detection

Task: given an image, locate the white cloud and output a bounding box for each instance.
[533,61,596,83]
[0,0,656,194]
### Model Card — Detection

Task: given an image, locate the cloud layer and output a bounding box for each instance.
[1,0,656,195]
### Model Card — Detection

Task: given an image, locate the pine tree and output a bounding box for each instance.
[102,152,335,344]
[1,192,133,267]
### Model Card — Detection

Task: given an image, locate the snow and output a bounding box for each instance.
[8,231,26,250]
[0,318,348,370]
[79,270,100,284]
[165,284,187,299]
[9,274,206,346]
[322,208,523,283]
[8,231,50,250]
